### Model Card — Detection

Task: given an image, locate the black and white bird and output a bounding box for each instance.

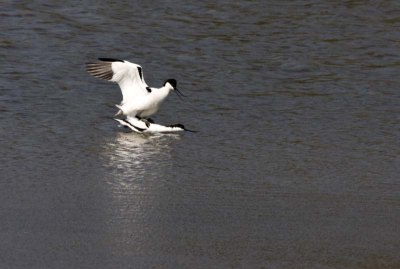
[114,118,195,133]
[86,58,185,128]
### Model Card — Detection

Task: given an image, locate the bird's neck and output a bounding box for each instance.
[160,85,173,95]
[163,83,174,91]
[154,86,171,101]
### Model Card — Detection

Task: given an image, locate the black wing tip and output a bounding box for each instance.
[98,58,124,63]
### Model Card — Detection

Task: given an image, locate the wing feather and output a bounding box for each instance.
[86,58,149,104]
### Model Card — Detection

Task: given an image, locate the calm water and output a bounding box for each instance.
[1,1,400,268]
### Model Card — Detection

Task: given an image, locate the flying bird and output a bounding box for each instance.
[86,58,185,127]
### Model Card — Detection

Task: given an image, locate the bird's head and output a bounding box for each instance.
[163,79,185,100]
[167,124,197,133]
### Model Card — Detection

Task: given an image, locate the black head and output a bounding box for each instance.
[168,124,185,129]
[164,79,186,100]
[167,124,197,132]
[163,79,177,88]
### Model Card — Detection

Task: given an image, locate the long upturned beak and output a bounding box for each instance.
[175,88,186,101]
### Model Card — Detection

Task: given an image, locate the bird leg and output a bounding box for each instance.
[135,116,151,127]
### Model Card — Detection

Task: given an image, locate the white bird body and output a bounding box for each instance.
[86,58,192,133]
[114,118,190,133]
[119,83,172,118]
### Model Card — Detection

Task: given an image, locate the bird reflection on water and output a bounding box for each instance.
[99,132,181,256]
[102,131,180,189]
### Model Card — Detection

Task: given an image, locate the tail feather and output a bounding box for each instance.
[115,104,124,116]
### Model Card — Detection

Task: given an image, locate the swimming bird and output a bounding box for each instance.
[114,118,196,133]
[86,58,185,126]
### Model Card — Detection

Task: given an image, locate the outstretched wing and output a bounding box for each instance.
[86,58,149,104]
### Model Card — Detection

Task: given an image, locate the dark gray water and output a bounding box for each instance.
[1,1,400,268]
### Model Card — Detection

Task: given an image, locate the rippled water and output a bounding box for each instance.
[1,1,400,268]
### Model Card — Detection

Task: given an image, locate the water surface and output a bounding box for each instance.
[1,1,400,268]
